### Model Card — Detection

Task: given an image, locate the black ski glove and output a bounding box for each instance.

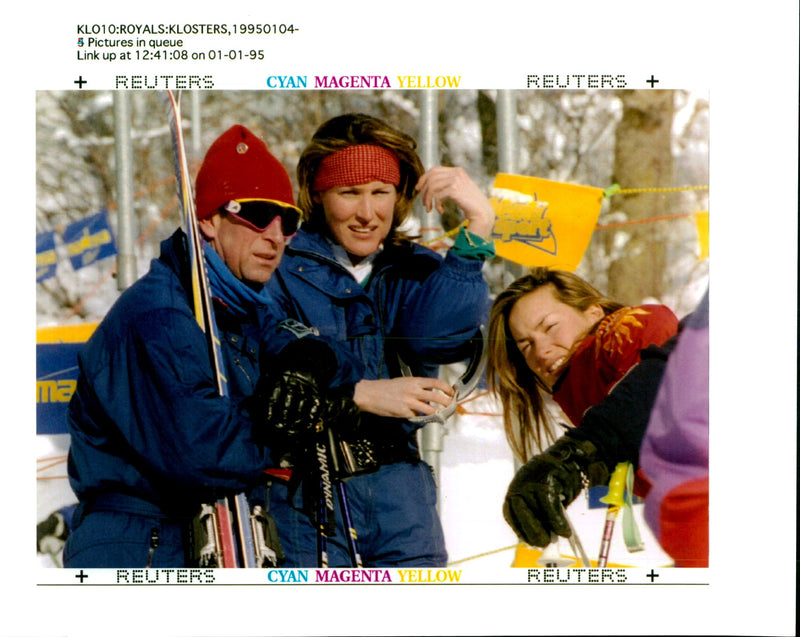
[503,436,609,548]
[323,390,361,439]
[252,338,338,452]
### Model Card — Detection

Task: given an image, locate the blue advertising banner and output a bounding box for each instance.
[36,324,96,435]
[36,230,58,282]
[36,343,81,435]
[61,209,117,271]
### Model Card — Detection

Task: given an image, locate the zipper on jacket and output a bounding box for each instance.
[232,355,255,387]
[371,269,390,377]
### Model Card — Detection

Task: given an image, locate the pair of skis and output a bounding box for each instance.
[166,90,272,568]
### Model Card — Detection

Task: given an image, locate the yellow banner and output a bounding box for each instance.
[490,174,603,271]
[694,211,709,260]
[37,323,98,344]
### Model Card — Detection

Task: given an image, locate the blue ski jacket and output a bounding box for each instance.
[263,228,491,567]
[265,228,491,439]
[66,229,280,521]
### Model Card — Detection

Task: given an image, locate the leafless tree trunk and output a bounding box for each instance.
[606,90,675,305]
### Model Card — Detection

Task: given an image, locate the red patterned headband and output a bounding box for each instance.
[312,144,401,191]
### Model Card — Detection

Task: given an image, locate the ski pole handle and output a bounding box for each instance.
[600,462,629,507]
[597,462,630,567]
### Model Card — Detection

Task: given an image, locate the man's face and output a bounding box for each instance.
[199,211,286,285]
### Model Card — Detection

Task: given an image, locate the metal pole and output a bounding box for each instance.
[497,89,526,286]
[497,90,525,472]
[113,91,137,290]
[496,90,518,174]
[416,91,445,501]
[416,90,440,244]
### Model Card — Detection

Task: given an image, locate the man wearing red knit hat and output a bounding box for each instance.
[64,125,348,567]
[194,124,301,285]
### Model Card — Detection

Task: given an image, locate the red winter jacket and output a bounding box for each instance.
[554,305,679,426]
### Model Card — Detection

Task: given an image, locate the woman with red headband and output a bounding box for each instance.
[262,113,496,567]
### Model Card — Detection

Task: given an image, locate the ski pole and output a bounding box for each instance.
[597,462,629,567]
[327,427,363,568]
[314,424,336,568]
[316,476,330,568]
[537,533,575,568]
[537,502,592,568]
[561,504,592,568]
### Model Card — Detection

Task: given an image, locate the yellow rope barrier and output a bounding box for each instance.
[595,210,708,230]
[603,184,708,197]
[419,221,466,247]
[447,544,518,566]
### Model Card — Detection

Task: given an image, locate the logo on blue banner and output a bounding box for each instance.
[62,210,117,271]
[36,342,82,435]
[36,230,58,282]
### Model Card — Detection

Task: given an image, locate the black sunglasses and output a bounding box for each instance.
[223,200,301,237]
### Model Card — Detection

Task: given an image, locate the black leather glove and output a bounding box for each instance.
[503,436,609,547]
[252,338,338,454]
[323,391,361,439]
[263,369,323,441]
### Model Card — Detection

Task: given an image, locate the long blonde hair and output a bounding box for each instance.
[486,268,623,461]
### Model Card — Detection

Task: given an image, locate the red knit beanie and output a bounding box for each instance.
[195,125,296,220]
